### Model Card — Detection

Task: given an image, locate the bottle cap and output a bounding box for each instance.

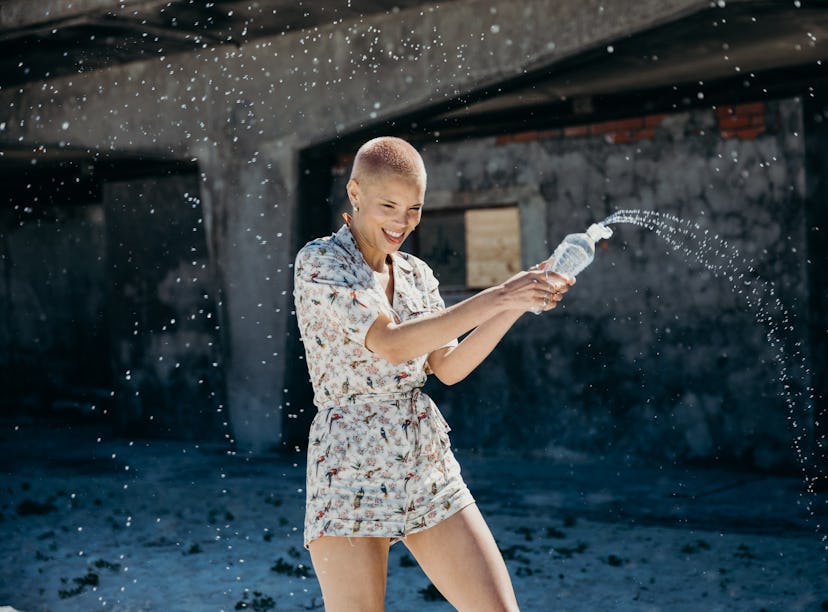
[586,223,613,241]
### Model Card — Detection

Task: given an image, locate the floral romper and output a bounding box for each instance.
[294,225,475,548]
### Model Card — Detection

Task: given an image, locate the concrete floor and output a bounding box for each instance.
[1,417,826,611]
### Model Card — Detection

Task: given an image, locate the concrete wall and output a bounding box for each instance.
[0,0,708,450]
[429,101,809,469]
[103,172,225,439]
[0,202,110,413]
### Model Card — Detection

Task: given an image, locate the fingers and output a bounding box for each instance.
[520,272,549,314]
[503,269,574,314]
[527,273,569,313]
[542,286,565,311]
[541,273,570,295]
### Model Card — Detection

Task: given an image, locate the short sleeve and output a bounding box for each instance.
[294,242,385,347]
[422,263,448,315]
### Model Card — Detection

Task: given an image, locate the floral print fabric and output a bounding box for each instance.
[294,224,455,405]
[294,225,473,547]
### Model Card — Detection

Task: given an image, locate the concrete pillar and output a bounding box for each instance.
[198,138,297,451]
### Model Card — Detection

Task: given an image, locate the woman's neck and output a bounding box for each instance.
[350,224,390,272]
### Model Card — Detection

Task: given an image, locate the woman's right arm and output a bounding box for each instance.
[364,269,553,365]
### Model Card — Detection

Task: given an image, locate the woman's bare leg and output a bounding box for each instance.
[403,504,519,611]
[308,535,391,612]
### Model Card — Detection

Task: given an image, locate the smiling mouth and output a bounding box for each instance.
[383,229,405,243]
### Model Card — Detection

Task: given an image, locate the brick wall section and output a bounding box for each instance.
[496,114,667,145]
[716,102,767,140]
[496,102,767,145]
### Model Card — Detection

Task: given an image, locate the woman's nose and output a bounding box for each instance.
[394,210,410,225]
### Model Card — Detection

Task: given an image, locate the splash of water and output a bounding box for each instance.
[601,209,822,546]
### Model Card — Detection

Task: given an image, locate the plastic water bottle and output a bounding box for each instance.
[532,222,613,314]
[545,222,613,277]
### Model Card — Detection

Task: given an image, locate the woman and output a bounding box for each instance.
[293,136,572,611]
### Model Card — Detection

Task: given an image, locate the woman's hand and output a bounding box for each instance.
[497,267,575,314]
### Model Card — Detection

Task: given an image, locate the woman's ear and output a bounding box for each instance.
[346,178,360,208]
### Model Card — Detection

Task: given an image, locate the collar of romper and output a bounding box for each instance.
[333,224,414,284]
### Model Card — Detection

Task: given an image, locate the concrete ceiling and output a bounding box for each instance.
[0,0,439,86]
[416,1,828,137]
[1,0,827,145]
[2,0,825,95]
[456,3,828,110]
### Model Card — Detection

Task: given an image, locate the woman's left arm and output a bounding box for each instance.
[426,309,524,385]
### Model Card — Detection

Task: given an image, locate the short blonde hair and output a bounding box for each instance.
[350,136,426,187]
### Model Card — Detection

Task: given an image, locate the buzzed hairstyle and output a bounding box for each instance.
[350,136,427,187]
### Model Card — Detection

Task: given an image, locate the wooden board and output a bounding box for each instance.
[465,206,521,288]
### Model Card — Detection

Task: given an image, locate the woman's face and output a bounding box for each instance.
[348,174,424,261]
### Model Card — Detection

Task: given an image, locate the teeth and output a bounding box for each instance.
[385,230,403,238]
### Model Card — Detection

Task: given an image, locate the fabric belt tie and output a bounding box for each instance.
[326,387,450,459]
